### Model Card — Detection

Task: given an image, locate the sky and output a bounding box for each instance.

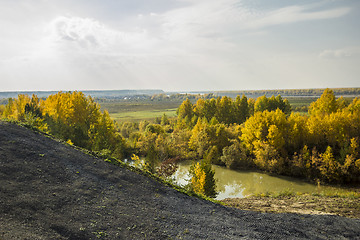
[0,0,359,92]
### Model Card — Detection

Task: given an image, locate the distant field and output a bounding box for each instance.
[286,97,318,107]
[286,97,317,114]
[110,108,177,122]
[99,100,182,122]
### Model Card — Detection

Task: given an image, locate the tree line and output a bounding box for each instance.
[1,92,125,159]
[174,89,360,184]
[214,87,360,98]
[1,89,360,197]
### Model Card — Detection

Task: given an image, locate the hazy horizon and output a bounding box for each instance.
[1,87,359,94]
[1,0,359,92]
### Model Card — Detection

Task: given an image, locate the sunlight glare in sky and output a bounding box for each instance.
[0,0,359,91]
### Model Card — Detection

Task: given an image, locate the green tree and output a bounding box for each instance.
[254,95,269,112]
[247,98,255,116]
[220,141,249,169]
[275,95,291,114]
[146,143,158,174]
[160,113,170,125]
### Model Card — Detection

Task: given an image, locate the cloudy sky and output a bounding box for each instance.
[0,0,359,91]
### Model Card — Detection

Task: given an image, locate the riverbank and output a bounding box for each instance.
[222,193,360,219]
[175,160,358,200]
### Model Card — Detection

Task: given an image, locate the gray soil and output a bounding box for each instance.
[0,121,359,240]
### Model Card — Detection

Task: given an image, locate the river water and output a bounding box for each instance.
[173,161,330,200]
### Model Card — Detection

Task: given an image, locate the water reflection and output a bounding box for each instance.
[174,161,326,200]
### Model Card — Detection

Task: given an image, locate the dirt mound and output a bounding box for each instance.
[1,121,360,239]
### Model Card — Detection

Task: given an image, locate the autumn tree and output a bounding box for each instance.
[318,146,341,182]
[220,140,250,169]
[308,88,337,116]
[193,98,207,119]
[189,160,217,198]
[2,94,47,131]
[189,118,231,160]
[160,113,170,125]
[189,118,210,157]
[287,113,308,153]
[3,94,31,121]
[347,97,360,114]
[215,96,233,124]
[233,95,249,124]
[254,95,269,113]
[254,95,291,114]
[176,98,194,128]
[0,105,4,117]
[240,109,290,173]
[341,138,360,182]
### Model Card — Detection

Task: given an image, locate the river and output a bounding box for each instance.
[173,161,332,200]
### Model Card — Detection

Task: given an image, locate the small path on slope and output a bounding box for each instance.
[1,121,360,239]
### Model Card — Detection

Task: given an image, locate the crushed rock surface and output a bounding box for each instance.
[1,121,360,239]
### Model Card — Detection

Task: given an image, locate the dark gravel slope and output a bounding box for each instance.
[0,121,359,239]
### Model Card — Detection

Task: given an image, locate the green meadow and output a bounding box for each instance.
[99,100,182,122]
[110,108,177,122]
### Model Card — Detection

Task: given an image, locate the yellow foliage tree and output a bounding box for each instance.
[319,146,341,182]
[0,105,4,118]
[191,162,206,195]
[3,94,31,121]
[0,91,126,158]
[308,88,337,116]
[190,160,217,197]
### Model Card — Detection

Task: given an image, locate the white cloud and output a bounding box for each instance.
[51,16,102,49]
[246,5,350,29]
[0,0,357,91]
[159,1,351,40]
[319,47,360,59]
[48,16,155,54]
[160,0,253,40]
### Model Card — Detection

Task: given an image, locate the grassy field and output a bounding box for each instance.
[110,108,177,122]
[99,100,182,122]
[286,97,317,107]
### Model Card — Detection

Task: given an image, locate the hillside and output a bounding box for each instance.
[0,121,359,239]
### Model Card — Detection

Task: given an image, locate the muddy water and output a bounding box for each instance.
[173,161,330,200]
